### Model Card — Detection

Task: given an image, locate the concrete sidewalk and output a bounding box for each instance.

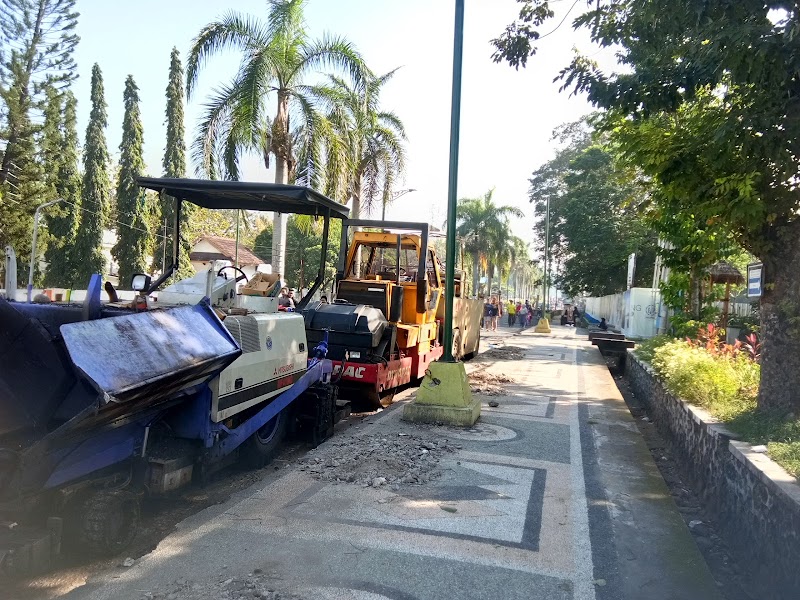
[60,327,721,600]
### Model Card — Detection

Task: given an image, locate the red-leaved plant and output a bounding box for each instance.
[685,323,755,360]
[742,333,761,363]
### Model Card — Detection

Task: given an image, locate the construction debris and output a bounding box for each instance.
[479,345,526,361]
[468,370,514,395]
[298,433,458,486]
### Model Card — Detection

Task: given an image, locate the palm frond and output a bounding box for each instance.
[186,11,269,99]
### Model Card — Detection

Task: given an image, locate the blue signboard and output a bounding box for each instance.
[747,263,763,298]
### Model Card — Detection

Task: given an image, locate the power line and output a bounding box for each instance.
[537,0,581,41]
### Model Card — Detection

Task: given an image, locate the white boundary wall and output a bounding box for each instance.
[585,287,660,339]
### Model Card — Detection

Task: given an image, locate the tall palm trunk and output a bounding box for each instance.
[271,91,291,276]
[471,251,480,297]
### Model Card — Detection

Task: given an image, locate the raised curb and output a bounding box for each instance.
[626,350,800,599]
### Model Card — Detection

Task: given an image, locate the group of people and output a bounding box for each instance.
[482,296,540,332]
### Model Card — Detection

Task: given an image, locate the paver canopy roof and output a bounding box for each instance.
[137,177,349,218]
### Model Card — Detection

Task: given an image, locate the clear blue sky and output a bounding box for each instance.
[72,0,613,241]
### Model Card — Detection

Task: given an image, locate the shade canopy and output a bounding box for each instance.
[707,261,744,285]
[137,177,349,219]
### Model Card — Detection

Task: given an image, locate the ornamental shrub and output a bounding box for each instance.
[650,340,759,411]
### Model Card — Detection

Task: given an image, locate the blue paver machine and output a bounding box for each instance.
[0,179,350,576]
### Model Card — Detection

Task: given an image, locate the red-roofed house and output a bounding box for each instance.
[190,236,269,279]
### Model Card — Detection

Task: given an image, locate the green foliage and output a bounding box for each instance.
[252,216,341,291]
[309,70,407,219]
[651,340,759,412]
[632,334,673,363]
[0,0,79,281]
[455,189,524,297]
[43,91,80,287]
[155,48,193,281]
[493,0,800,412]
[73,64,110,286]
[530,122,657,297]
[112,76,149,290]
[186,0,368,275]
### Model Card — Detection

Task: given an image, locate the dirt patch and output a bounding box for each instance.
[298,433,459,486]
[478,345,526,361]
[131,570,305,600]
[468,371,514,395]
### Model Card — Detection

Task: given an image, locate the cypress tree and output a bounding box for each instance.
[157,47,194,278]
[73,64,110,286]
[113,76,149,289]
[44,90,81,287]
[0,0,79,280]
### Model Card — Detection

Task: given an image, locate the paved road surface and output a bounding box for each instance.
[58,326,721,600]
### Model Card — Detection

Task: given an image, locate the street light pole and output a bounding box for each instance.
[381,188,417,221]
[442,0,464,363]
[28,198,62,302]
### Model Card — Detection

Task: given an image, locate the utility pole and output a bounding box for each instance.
[28,199,62,302]
[442,0,464,362]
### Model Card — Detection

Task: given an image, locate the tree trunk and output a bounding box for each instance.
[472,251,480,297]
[486,263,494,300]
[757,220,800,414]
[270,91,291,277]
[688,264,702,319]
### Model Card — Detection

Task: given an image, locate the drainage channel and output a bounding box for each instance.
[607,358,757,600]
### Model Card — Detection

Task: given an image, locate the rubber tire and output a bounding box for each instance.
[242,409,289,468]
[77,490,140,556]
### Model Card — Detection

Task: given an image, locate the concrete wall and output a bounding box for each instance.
[626,353,800,599]
[585,288,659,338]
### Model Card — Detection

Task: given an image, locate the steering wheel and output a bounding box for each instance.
[217,266,249,283]
[385,266,407,275]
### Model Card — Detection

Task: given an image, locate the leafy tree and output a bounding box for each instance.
[186,0,367,277]
[311,70,407,218]
[73,64,110,286]
[529,124,658,297]
[157,47,194,279]
[253,216,340,293]
[43,90,80,287]
[0,0,78,280]
[455,189,523,297]
[112,75,149,289]
[493,1,800,414]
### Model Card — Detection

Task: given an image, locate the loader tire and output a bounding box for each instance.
[77,490,140,556]
[242,409,289,468]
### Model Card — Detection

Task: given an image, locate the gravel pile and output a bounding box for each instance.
[136,571,304,600]
[298,433,459,486]
[468,371,514,395]
[479,345,526,361]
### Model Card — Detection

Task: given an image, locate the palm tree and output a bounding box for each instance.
[308,70,407,218]
[186,0,367,276]
[455,189,523,296]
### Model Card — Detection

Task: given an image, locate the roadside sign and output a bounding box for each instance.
[747,263,763,298]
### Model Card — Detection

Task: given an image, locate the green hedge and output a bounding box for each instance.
[635,338,799,478]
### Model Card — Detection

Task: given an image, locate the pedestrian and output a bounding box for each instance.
[489,296,501,331]
[507,299,516,327]
[518,302,528,328]
[482,297,492,330]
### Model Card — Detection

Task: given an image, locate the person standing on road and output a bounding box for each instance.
[488,296,501,331]
[482,297,492,330]
[518,302,528,328]
[507,299,516,327]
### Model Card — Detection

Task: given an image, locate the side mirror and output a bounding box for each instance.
[131,273,152,292]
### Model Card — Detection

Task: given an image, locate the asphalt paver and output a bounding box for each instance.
[59,326,721,600]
